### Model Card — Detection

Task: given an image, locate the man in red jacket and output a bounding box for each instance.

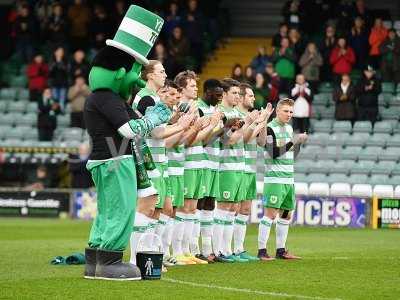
[329,38,355,83]
[26,54,49,102]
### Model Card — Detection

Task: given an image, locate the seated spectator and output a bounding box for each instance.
[14,3,36,63]
[291,74,312,133]
[253,73,268,110]
[299,42,323,94]
[357,65,381,123]
[67,0,91,51]
[368,18,388,69]
[333,74,356,122]
[168,26,190,72]
[329,37,356,83]
[35,0,53,40]
[38,88,60,141]
[264,63,280,106]
[250,45,269,74]
[68,76,90,128]
[47,2,68,49]
[49,47,69,110]
[319,25,337,82]
[69,143,93,188]
[24,165,52,191]
[111,0,126,33]
[151,42,177,78]
[281,0,303,29]
[164,2,182,37]
[271,37,296,94]
[335,0,353,36]
[288,28,306,63]
[351,0,372,30]
[272,23,288,49]
[27,54,49,102]
[379,29,400,84]
[349,17,369,70]
[231,64,244,82]
[69,49,90,84]
[243,65,255,85]
[90,5,112,53]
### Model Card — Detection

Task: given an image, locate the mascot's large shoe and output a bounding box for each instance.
[84,248,97,279]
[95,249,142,281]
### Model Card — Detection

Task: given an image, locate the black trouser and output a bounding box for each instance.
[358,107,378,124]
[293,117,310,133]
[70,111,85,128]
[197,197,215,211]
[38,128,54,141]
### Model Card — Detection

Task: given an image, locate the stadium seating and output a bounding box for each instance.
[309,182,330,196]
[352,121,372,133]
[373,185,394,198]
[330,183,351,197]
[351,184,373,197]
[294,182,308,195]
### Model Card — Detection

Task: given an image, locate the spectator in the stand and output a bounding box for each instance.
[24,165,52,190]
[330,37,356,83]
[35,0,53,41]
[250,45,269,74]
[69,143,93,188]
[288,28,306,67]
[168,26,190,72]
[349,17,369,70]
[351,0,372,29]
[357,65,381,123]
[111,0,126,33]
[368,18,388,69]
[281,0,302,29]
[291,74,312,133]
[90,5,112,53]
[164,2,181,37]
[319,25,337,82]
[333,73,356,122]
[183,0,204,68]
[243,65,255,85]
[68,76,90,128]
[231,64,244,82]
[151,42,177,77]
[14,3,36,63]
[38,88,60,141]
[67,0,91,51]
[335,0,353,36]
[299,42,323,94]
[272,23,288,49]
[47,2,68,49]
[49,47,69,110]
[271,37,296,94]
[379,29,400,84]
[27,54,49,102]
[69,49,90,85]
[253,73,268,110]
[264,63,280,106]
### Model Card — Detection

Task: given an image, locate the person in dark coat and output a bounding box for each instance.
[357,65,381,123]
[37,88,60,141]
[69,49,90,84]
[348,17,370,70]
[379,29,400,84]
[333,73,357,122]
[46,2,68,49]
[69,143,93,188]
[48,47,69,110]
[14,4,36,63]
[319,25,337,82]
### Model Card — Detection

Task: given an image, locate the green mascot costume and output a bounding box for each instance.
[83,5,168,281]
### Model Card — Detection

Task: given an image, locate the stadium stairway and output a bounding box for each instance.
[199,37,272,89]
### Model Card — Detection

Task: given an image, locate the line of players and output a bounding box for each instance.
[129,60,308,270]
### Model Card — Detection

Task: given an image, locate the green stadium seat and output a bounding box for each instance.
[7,101,27,114]
[308,159,335,174]
[0,125,12,139]
[313,94,330,106]
[379,147,399,161]
[24,129,38,140]
[0,101,7,113]
[374,161,395,175]
[368,174,391,185]
[295,160,313,173]
[374,121,393,134]
[294,172,308,183]
[352,160,376,175]
[17,88,29,101]
[311,119,332,133]
[19,113,36,127]
[26,102,38,113]
[393,122,400,134]
[378,93,392,106]
[304,173,329,183]
[365,133,390,147]
[342,146,362,160]
[388,95,400,107]
[307,132,329,146]
[317,145,343,160]
[386,133,400,147]
[388,175,400,186]
[297,145,322,160]
[391,163,400,176]
[11,75,27,88]
[326,173,349,184]
[57,114,70,128]
[380,107,400,120]
[318,82,333,93]
[319,106,335,119]
[348,174,368,184]
[346,132,370,147]
[331,159,355,174]
[381,82,395,93]
[61,127,84,141]
[358,146,381,161]
[2,138,24,147]
[4,127,24,139]
[332,121,352,133]
[326,132,350,146]
[0,113,15,126]
[0,88,17,100]
[353,121,372,133]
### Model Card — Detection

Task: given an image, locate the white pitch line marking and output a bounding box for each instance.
[163,277,343,300]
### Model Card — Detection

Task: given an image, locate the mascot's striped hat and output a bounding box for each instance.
[106,5,164,65]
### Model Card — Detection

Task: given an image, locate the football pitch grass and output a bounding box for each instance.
[0,218,399,300]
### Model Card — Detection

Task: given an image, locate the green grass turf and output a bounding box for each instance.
[0,218,399,300]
